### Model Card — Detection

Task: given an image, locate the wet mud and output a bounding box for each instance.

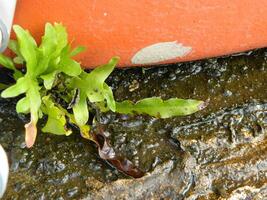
[1,49,266,199]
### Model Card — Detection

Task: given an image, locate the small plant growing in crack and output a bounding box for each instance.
[0,23,207,177]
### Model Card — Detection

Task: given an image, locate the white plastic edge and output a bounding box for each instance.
[0,0,17,52]
[0,145,9,198]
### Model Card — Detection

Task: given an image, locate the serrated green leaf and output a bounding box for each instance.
[16,96,30,114]
[42,96,72,135]
[53,23,68,58]
[73,91,89,126]
[69,57,118,113]
[85,57,118,103]
[115,97,205,118]
[13,25,37,77]
[35,24,60,76]
[86,57,119,85]
[70,46,86,57]
[39,23,57,57]
[1,77,28,98]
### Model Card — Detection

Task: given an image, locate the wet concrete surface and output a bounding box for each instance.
[0,49,267,199]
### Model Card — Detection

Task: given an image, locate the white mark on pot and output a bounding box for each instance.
[103,12,108,16]
[131,41,192,65]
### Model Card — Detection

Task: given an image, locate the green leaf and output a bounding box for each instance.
[0,54,23,79]
[16,96,30,114]
[69,57,118,113]
[41,71,58,89]
[115,97,205,118]
[53,23,68,58]
[95,102,110,112]
[8,40,22,56]
[81,57,119,104]
[70,46,86,57]
[103,83,116,112]
[73,91,89,126]
[35,53,51,76]
[27,80,41,123]
[8,40,26,76]
[1,77,28,98]
[39,23,57,57]
[79,125,92,140]
[13,25,37,77]
[0,54,16,70]
[86,57,119,86]
[13,56,24,64]
[42,96,72,135]
[35,24,59,76]
[58,57,82,76]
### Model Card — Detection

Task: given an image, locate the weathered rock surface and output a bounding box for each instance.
[1,49,267,199]
[84,103,267,200]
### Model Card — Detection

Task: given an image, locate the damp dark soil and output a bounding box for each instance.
[1,49,267,199]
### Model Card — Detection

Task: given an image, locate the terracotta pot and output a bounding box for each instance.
[12,0,267,68]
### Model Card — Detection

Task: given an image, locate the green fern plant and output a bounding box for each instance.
[0,23,206,149]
